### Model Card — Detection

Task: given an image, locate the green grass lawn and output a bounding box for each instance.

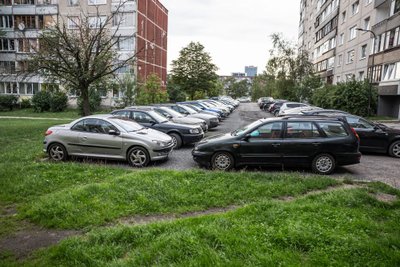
[0,108,80,119]
[0,118,399,266]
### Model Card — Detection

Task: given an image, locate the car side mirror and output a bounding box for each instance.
[149,120,156,125]
[108,130,120,136]
[242,134,251,141]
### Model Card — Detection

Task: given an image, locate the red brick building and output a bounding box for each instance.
[136,0,168,88]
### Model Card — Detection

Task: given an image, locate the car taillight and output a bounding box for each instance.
[45,130,53,136]
[350,128,360,141]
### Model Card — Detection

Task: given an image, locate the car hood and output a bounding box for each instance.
[172,117,204,125]
[198,132,233,145]
[161,121,198,129]
[375,123,400,135]
[125,128,172,142]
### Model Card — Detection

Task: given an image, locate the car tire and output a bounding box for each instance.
[274,110,279,117]
[211,152,234,171]
[388,140,400,158]
[312,154,336,175]
[170,133,182,149]
[127,147,150,167]
[48,143,68,161]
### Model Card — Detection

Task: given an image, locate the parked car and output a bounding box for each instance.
[278,102,310,116]
[301,109,350,116]
[179,101,226,118]
[182,104,223,122]
[156,103,220,128]
[111,107,204,149]
[192,116,361,174]
[281,106,323,116]
[311,113,400,158]
[237,96,251,103]
[151,106,208,132]
[258,97,274,108]
[268,100,288,116]
[44,114,174,167]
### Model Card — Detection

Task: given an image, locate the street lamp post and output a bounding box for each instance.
[356,28,376,117]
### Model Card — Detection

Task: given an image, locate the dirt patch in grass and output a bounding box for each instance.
[373,193,398,203]
[0,225,80,260]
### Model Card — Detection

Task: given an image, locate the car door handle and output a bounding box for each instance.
[272,143,281,147]
[82,136,88,140]
[312,142,321,146]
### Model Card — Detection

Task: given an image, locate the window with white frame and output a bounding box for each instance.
[327,57,335,69]
[390,0,400,16]
[0,39,15,52]
[88,0,106,5]
[339,33,344,45]
[68,0,78,6]
[382,62,400,81]
[337,76,341,83]
[352,1,359,15]
[364,17,370,30]
[67,16,79,29]
[346,73,354,81]
[349,26,357,40]
[88,16,106,28]
[358,71,365,81]
[0,61,16,74]
[0,16,13,29]
[347,50,355,63]
[342,11,346,23]
[360,44,367,59]
[117,36,134,51]
[337,54,343,66]
[112,12,135,27]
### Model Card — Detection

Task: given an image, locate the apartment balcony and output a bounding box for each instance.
[375,0,388,8]
[378,80,400,95]
[371,11,400,35]
[111,1,136,12]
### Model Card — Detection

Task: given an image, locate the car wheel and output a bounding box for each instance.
[127,147,150,167]
[211,152,234,171]
[274,110,279,117]
[312,154,336,175]
[48,143,68,161]
[389,140,400,158]
[170,133,182,149]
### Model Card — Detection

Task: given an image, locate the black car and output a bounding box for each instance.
[111,108,204,149]
[313,113,400,157]
[192,116,361,174]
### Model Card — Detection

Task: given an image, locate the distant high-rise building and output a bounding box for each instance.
[245,66,257,77]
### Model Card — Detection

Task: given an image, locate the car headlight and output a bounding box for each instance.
[211,118,218,122]
[189,128,201,134]
[152,140,168,147]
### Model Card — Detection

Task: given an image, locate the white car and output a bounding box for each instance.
[278,102,310,116]
[280,106,323,116]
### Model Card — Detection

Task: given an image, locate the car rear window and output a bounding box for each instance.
[287,104,301,108]
[317,122,348,137]
[285,122,321,138]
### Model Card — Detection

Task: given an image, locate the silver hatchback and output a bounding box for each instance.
[43,114,174,167]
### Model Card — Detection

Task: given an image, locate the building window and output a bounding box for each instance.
[67,17,79,29]
[0,16,13,29]
[88,16,106,28]
[14,16,36,29]
[349,26,357,40]
[342,11,346,23]
[370,65,383,82]
[68,0,79,6]
[347,50,355,63]
[327,57,335,69]
[390,0,400,16]
[364,17,370,30]
[360,44,367,59]
[352,1,359,15]
[117,36,134,51]
[17,39,37,53]
[337,76,341,83]
[14,0,35,4]
[0,61,16,74]
[0,0,12,5]
[112,12,135,27]
[0,39,15,52]
[365,0,372,5]
[339,33,344,45]
[382,62,400,81]
[88,0,106,5]
[337,54,343,66]
[346,74,355,81]
[359,71,365,81]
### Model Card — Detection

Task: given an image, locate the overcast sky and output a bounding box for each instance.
[162,0,300,76]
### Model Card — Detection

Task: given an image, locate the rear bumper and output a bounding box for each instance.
[336,152,362,166]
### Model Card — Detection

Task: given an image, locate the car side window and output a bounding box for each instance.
[71,119,88,132]
[156,109,169,117]
[250,122,283,139]
[113,110,131,119]
[285,122,321,138]
[132,111,153,123]
[346,116,374,129]
[317,122,348,137]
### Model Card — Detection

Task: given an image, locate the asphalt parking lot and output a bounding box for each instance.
[112,102,400,188]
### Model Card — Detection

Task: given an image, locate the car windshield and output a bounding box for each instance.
[110,118,145,132]
[179,105,197,114]
[161,107,184,118]
[147,110,169,123]
[187,105,201,112]
[231,120,263,136]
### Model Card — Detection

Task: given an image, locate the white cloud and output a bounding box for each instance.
[162,0,300,75]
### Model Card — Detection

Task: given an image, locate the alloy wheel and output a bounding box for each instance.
[214,153,232,170]
[49,144,65,161]
[129,148,148,167]
[315,155,333,173]
[392,143,400,157]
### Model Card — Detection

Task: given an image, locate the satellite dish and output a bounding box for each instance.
[18,22,25,31]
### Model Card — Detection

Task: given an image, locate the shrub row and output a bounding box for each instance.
[31,91,68,112]
[0,95,19,111]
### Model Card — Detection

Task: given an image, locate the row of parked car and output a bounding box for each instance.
[256,97,400,159]
[43,97,239,167]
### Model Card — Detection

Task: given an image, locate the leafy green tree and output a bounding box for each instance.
[28,8,138,116]
[226,79,250,99]
[208,79,224,97]
[136,73,168,105]
[170,42,218,100]
[115,74,136,108]
[167,76,187,102]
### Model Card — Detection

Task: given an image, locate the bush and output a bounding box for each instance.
[0,95,19,111]
[77,89,102,115]
[31,91,51,112]
[50,91,68,112]
[20,98,32,109]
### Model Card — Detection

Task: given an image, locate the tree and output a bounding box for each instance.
[225,78,250,99]
[114,74,136,108]
[27,7,139,116]
[167,79,187,102]
[170,42,219,100]
[136,73,168,105]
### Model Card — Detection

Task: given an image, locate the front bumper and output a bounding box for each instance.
[192,149,213,166]
[182,133,204,145]
[151,144,174,161]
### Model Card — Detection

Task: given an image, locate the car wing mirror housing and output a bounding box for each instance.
[109,130,120,136]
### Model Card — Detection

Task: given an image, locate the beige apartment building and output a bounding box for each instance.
[299,0,400,118]
[0,0,168,107]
